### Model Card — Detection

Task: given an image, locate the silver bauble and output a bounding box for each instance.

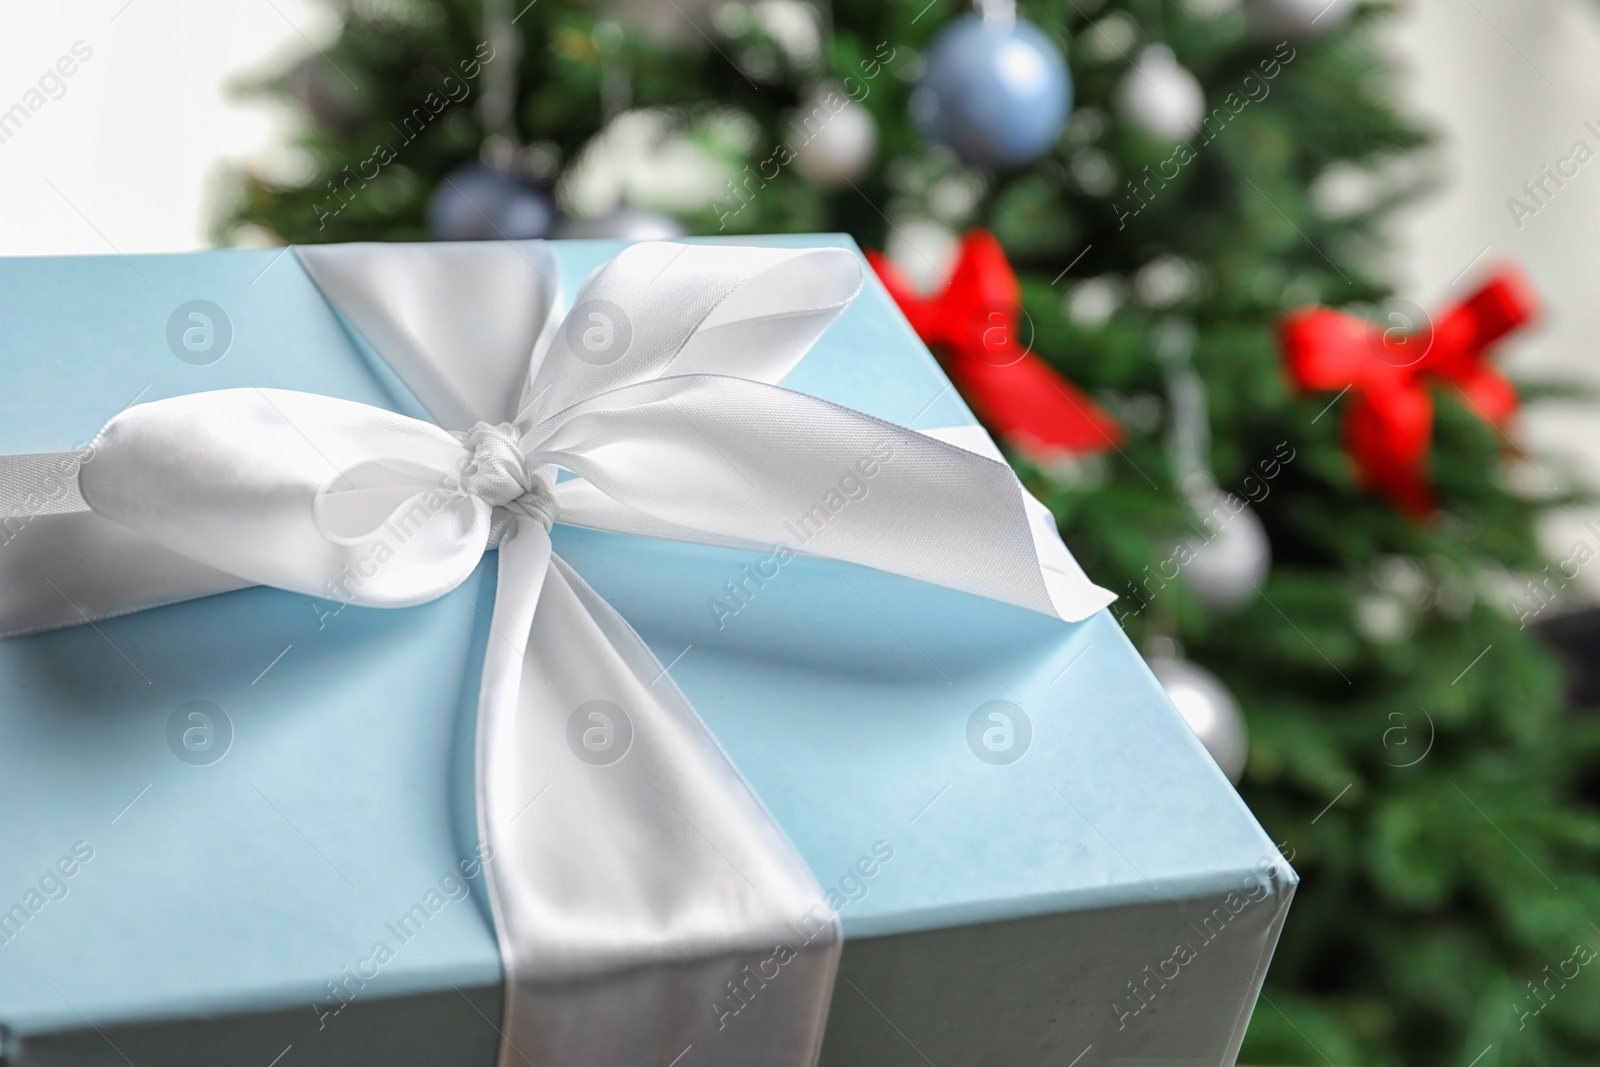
[1150,656,1247,783]
[792,96,878,186]
[882,218,960,295]
[1115,46,1206,143]
[1180,500,1271,612]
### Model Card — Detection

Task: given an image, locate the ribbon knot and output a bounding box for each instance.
[1280,267,1538,518]
[459,420,558,535]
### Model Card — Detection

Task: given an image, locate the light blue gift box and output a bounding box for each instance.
[0,236,1293,1066]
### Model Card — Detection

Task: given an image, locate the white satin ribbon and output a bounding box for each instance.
[0,241,1114,1066]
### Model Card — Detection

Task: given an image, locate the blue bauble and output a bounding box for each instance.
[913,15,1071,167]
[427,164,556,241]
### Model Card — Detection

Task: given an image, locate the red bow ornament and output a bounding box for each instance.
[1280,268,1538,518]
[868,231,1124,461]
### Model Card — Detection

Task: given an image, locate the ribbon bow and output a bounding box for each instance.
[0,240,1112,1067]
[1280,268,1538,518]
[867,231,1124,461]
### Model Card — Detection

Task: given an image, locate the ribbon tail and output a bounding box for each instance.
[1457,368,1519,428]
[0,453,251,638]
[1347,389,1436,519]
[479,521,838,1067]
[946,349,1125,458]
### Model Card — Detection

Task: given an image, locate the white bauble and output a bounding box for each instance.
[558,108,737,219]
[1116,46,1206,143]
[1149,656,1248,783]
[792,95,878,186]
[556,209,687,240]
[1180,499,1271,612]
[883,218,960,295]
[1244,0,1354,37]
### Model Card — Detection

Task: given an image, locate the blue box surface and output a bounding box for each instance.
[0,237,1292,1066]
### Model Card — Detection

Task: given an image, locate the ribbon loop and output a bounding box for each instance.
[81,387,492,609]
[519,372,1069,617]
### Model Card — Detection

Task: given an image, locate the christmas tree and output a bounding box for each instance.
[221,1,1600,1063]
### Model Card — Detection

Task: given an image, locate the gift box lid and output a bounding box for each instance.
[0,236,1291,1045]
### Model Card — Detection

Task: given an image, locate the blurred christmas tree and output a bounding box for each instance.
[222,0,1600,1063]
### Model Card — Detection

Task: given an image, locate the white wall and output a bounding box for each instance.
[1387,0,1600,594]
[0,0,324,256]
